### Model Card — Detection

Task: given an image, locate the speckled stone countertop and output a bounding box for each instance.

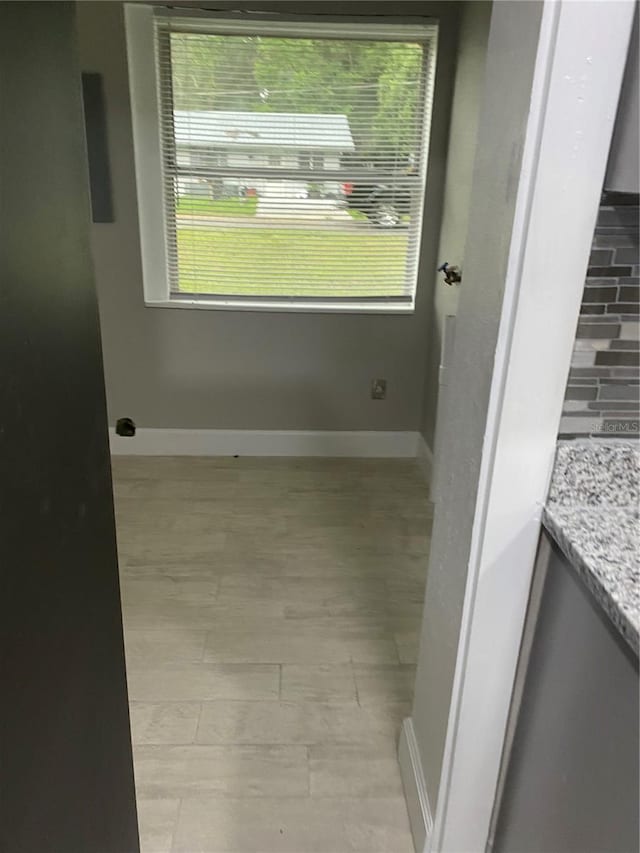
[543,440,639,655]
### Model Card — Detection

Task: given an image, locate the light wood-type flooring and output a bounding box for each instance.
[113,456,432,853]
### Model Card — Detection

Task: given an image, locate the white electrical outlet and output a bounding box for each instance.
[371,379,387,400]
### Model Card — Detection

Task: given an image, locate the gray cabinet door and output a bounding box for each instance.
[605,8,639,193]
[493,534,639,853]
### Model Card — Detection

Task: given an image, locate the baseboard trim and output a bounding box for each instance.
[399,717,433,853]
[109,428,421,458]
[416,434,434,485]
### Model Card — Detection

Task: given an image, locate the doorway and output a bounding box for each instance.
[81,0,483,849]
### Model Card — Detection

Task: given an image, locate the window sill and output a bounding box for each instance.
[144,298,415,315]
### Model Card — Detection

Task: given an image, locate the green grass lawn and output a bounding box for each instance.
[175,226,409,297]
[346,209,370,223]
[176,196,258,216]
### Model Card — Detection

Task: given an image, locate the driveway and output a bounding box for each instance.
[256,196,352,222]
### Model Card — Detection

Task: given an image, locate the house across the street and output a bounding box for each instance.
[174,109,355,200]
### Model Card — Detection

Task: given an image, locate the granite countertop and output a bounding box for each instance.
[543,440,639,655]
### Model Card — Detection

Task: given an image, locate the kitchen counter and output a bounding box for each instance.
[543,440,639,655]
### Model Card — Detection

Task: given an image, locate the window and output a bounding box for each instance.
[125,7,438,311]
[298,152,325,171]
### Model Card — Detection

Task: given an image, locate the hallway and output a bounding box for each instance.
[113,456,432,852]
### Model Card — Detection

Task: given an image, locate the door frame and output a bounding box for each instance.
[406,2,636,851]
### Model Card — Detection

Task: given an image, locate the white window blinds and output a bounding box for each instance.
[144,11,437,309]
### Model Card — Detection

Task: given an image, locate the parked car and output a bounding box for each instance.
[340,156,415,227]
[341,180,413,227]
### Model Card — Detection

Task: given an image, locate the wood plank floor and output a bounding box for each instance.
[113,457,432,853]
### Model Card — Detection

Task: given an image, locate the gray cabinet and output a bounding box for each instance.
[605,9,639,193]
[492,533,639,853]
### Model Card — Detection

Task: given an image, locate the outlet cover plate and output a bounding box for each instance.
[371,379,387,400]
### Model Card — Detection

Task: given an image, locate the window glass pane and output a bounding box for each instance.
[159,28,432,302]
[172,176,415,298]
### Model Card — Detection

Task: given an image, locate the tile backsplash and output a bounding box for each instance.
[560,194,639,440]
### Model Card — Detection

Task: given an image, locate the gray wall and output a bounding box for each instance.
[76,1,460,432]
[410,0,543,809]
[420,1,492,448]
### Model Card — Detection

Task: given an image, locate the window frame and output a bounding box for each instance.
[124,5,439,313]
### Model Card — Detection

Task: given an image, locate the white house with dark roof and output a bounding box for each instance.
[174,110,355,200]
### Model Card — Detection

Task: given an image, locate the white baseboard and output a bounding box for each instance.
[416,434,434,484]
[109,427,421,458]
[399,717,433,853]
